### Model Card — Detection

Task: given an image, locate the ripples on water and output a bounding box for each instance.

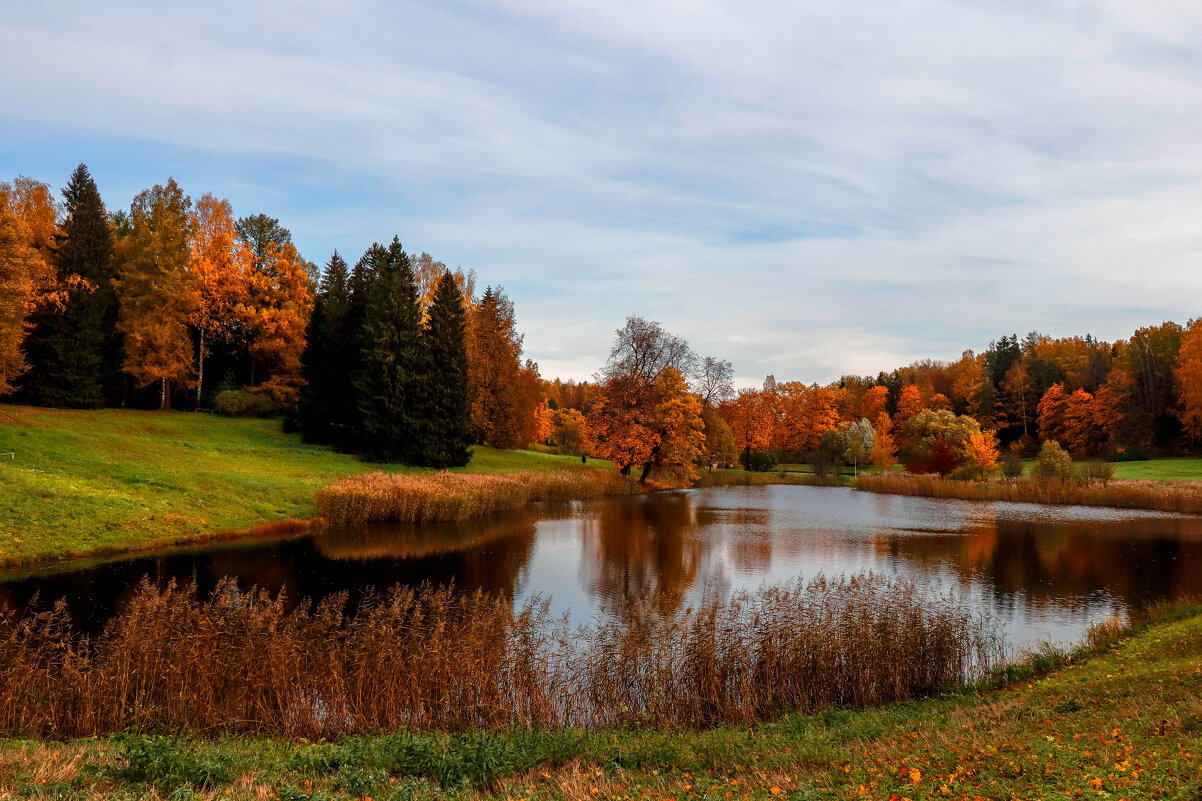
[4,485,1202,651]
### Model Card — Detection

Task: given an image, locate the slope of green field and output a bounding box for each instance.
[0,405,604,565]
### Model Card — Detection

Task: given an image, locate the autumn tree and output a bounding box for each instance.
[412,251,476,318]
[1036,383,1068,444]
[870,412,897,470]
[0,194,40,394]
[700,403,737,468]
[1175,319,1202,443]
[892,385,924,444]
[651,366,707,484]
[961,431,1000,480]
[22,166,120,406]
[0,176,58,304]
[189,194,252,406]
[551,407,592,456]
[116,179,195,410]
[466,286,536,448]
[860,384,889,421]
[719,388,773,465]
[354,238,426,462]
[900,409,984,476]
[421,272,472,467]
[589,317,707,483]
[1117,322,1182,445]
[243,242,312,407]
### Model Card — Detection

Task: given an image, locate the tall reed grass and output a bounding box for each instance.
[315,470,635,525]
[0,575,998,738]
[856,473,1202,515]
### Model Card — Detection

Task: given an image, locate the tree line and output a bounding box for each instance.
[0,165,544,466]
[535,321,1202,484]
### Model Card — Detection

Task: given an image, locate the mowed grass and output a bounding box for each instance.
[0,404,606,565]
[2,606,1199,800]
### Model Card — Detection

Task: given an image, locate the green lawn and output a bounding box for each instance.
[3,606,1199,800]
[1105,457,1202,481]
[0,405,606,565]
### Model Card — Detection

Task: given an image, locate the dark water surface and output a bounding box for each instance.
[5,485,1202,651]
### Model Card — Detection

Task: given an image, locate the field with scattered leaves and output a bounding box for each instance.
[2,605,1199,800]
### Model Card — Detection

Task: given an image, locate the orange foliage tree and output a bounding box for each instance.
[719,388,774,463]
[0,177,58,308]
[0,194,41,394]
[116,179,196,410]
[1036,383,1068,444]
[189,194,252,405]
[961,431,1000,480]
[466,287,539,448]
[243,242,314,407]
[870,412,897,470]
[1176,318,1202,442]
[860,385,889,421]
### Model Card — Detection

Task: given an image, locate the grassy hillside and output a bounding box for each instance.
[2,606,1198,799]
[0,405,605,565]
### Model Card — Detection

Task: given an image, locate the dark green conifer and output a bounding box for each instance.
[24,164,120,407]
[354,237,428,462]
[421,272,472,467]
[297,251,351,443]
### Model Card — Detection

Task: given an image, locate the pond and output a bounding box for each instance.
[4,484,1202,652]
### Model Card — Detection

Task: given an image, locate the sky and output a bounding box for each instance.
[3,1,1202,386]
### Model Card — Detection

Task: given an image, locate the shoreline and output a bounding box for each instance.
[855,471,1202,515]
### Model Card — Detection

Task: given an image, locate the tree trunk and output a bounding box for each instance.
[196,329,205,411]
[159,378,169,411]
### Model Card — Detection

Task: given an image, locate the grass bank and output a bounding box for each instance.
[0,405,608,566]
[857,472,1202,515]
[2,605,1198,800]
[0,574,989,737]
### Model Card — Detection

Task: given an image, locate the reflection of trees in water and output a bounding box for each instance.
[0,514,541,633]
[877,516,1202,609]
[581,492,704,615]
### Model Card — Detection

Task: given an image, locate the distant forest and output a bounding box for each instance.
[3,164,1201,480]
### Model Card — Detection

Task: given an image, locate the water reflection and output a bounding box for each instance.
[3,485,1202,649]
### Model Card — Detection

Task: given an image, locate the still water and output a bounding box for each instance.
[4,485,1202,651]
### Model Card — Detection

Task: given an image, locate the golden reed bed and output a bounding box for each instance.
[315,469,635,525]
[0,575,997,737]
[856,473,1202,515]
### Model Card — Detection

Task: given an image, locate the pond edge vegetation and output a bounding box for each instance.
[0,573,996,738]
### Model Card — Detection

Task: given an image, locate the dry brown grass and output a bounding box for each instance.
[856,472,1202,514]
[0,574,997,738]
[315,469,636,525]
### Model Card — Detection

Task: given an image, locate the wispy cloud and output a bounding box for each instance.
[3,0,1201,384]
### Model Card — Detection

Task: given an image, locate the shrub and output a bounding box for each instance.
[1082,459,1115,484]
[1032,440,1072,480]
[1001,453,1025,478]
[741,449,777,472]
[214,389,277,417]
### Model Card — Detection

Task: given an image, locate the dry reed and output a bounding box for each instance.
[316,469,635,525]
[0,575,998,738]
[856,473,1202,515]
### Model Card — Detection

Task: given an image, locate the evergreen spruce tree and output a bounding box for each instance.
[421,271,472,467]
[297,251,351,443]
[24,164,120,407]
[354,237,428,462]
